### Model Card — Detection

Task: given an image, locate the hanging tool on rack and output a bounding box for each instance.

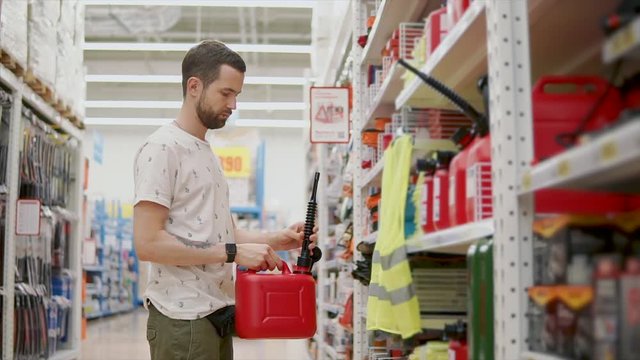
[235,172,322,339]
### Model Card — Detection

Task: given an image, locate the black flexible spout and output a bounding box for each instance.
[297,172,320,270]
[397,58,489,136]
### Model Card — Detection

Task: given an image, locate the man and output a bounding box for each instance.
[133,40,316,360]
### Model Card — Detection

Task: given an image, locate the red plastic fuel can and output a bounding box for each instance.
[235,262,317,339]
[419,159,438,234]
[465,132,492,223]
[449,128,475,227]
[433,151,455,231]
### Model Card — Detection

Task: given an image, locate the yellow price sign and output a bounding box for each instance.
[610,25,637,58]
[213,146,252,178]
[557,160,570,178]
[600,140,618,162]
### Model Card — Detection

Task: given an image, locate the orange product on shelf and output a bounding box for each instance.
[362,128,382,148]
[367,15,376,32]
[374,117,392,131]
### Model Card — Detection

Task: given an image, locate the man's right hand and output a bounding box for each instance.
[235,243,283,271]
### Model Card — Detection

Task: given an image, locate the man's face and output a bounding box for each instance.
[196,64,244,130]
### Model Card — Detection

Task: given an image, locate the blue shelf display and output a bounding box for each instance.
[83,200,141,320]
[230,141,266,227]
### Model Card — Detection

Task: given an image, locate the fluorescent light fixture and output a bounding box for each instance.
[84,42,312,54]
[85,74,310,85]
[83,1,316,8]
[85,117,307,128]
[85,100,306,111]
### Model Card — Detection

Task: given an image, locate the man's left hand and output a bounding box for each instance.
[269,222,318,252]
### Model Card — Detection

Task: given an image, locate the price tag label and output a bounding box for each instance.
[16,199,41,236]
[213,146,252,178]
[522,172,532,192]
[609,24,637,59]
[557,160,570,178]
[600,140,618,162]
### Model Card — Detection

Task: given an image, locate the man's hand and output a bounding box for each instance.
[268,222,318,252]
[235,243,283,271]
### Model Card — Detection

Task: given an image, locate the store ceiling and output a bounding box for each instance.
[84,2,314,128]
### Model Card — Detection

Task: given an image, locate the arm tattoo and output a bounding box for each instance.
[176,236,214,249]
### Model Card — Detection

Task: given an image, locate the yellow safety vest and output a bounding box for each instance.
[367,135,421,338]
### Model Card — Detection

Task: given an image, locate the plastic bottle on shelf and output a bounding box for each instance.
[445,320,468,360]
[448,127,475,227]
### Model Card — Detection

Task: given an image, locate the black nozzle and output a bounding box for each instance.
[476,75,490,136]
[416,158,437,174]
[433,151,456,169]
[297,172,321,270]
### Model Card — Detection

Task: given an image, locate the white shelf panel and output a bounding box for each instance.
[603,15,640,63]
[521,119,640,194]
[395,1,487,110]
[50,349,79,360]
[362,156,384,188]
[405,218,494,254]
[363,231,378,244]
[363,62,404,130]
[320,1,353,85]
[361,0,433,65]
[521,351,568,360]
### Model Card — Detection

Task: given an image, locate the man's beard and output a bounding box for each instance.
[196,95,231,130]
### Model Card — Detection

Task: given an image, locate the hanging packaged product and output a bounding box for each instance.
[593,255,621,360]
[417,159,438,234]
[620,258,640,360]
[527,286,560,353]
[433,151,456,231]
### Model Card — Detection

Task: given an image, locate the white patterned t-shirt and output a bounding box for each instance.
[133,123,235,320]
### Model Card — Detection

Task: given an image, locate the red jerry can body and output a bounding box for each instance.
[433,166,451,231]
[465,134,492,223]
[235,263,317,339]
[421,162,438,234]
[449,134,478,227]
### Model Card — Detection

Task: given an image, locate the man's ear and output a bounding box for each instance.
[187,77,202,98]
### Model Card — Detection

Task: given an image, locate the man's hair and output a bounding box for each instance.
[181,40,246,97]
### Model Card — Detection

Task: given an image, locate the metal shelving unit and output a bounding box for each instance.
[1,63,85,360]
[405,219,494,255]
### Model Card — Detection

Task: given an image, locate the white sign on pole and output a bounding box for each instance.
[310,87,350,143]
[16,199,41,236]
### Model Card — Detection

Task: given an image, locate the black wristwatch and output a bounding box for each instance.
[225,243,237,263]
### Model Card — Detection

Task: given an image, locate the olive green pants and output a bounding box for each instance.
[147,303,233,360]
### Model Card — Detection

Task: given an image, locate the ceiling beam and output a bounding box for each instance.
[85,117,308,128]
[84,42,312,54]
[85,100,306,111]
[86,74,311,85]
[83,1,316,8]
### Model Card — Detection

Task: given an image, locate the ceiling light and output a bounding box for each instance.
[85,117,307,128]
[84,42,312,54]
[83,1,316,8]
[85,100,306,111]
[85,74,311,85]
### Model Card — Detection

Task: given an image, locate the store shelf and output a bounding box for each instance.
[83,265,107,272]
[603,15,640,64]
[361,0,433,65]
[363,62,404,130]
[405,218,494,254]
[323,303,343,314]
[230,206,262,215]
[521,119,640,194]
[521,351,568,360]
[320,0,353,85]
[362,157,385,188]
[20,82,82,140]
[50,349,80,360]
[395,1,487,110]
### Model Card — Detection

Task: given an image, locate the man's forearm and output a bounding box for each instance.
[234,228,279,249]
[137,230,227,266]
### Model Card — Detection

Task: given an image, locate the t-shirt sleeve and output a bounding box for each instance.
[134,142,176,208]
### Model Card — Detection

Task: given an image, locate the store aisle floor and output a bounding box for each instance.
[82,307,312,360]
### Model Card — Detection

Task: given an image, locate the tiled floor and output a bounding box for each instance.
[81,307,312,360]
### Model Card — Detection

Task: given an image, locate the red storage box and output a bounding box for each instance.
[532,75,623,161]
[235,263,317,339]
